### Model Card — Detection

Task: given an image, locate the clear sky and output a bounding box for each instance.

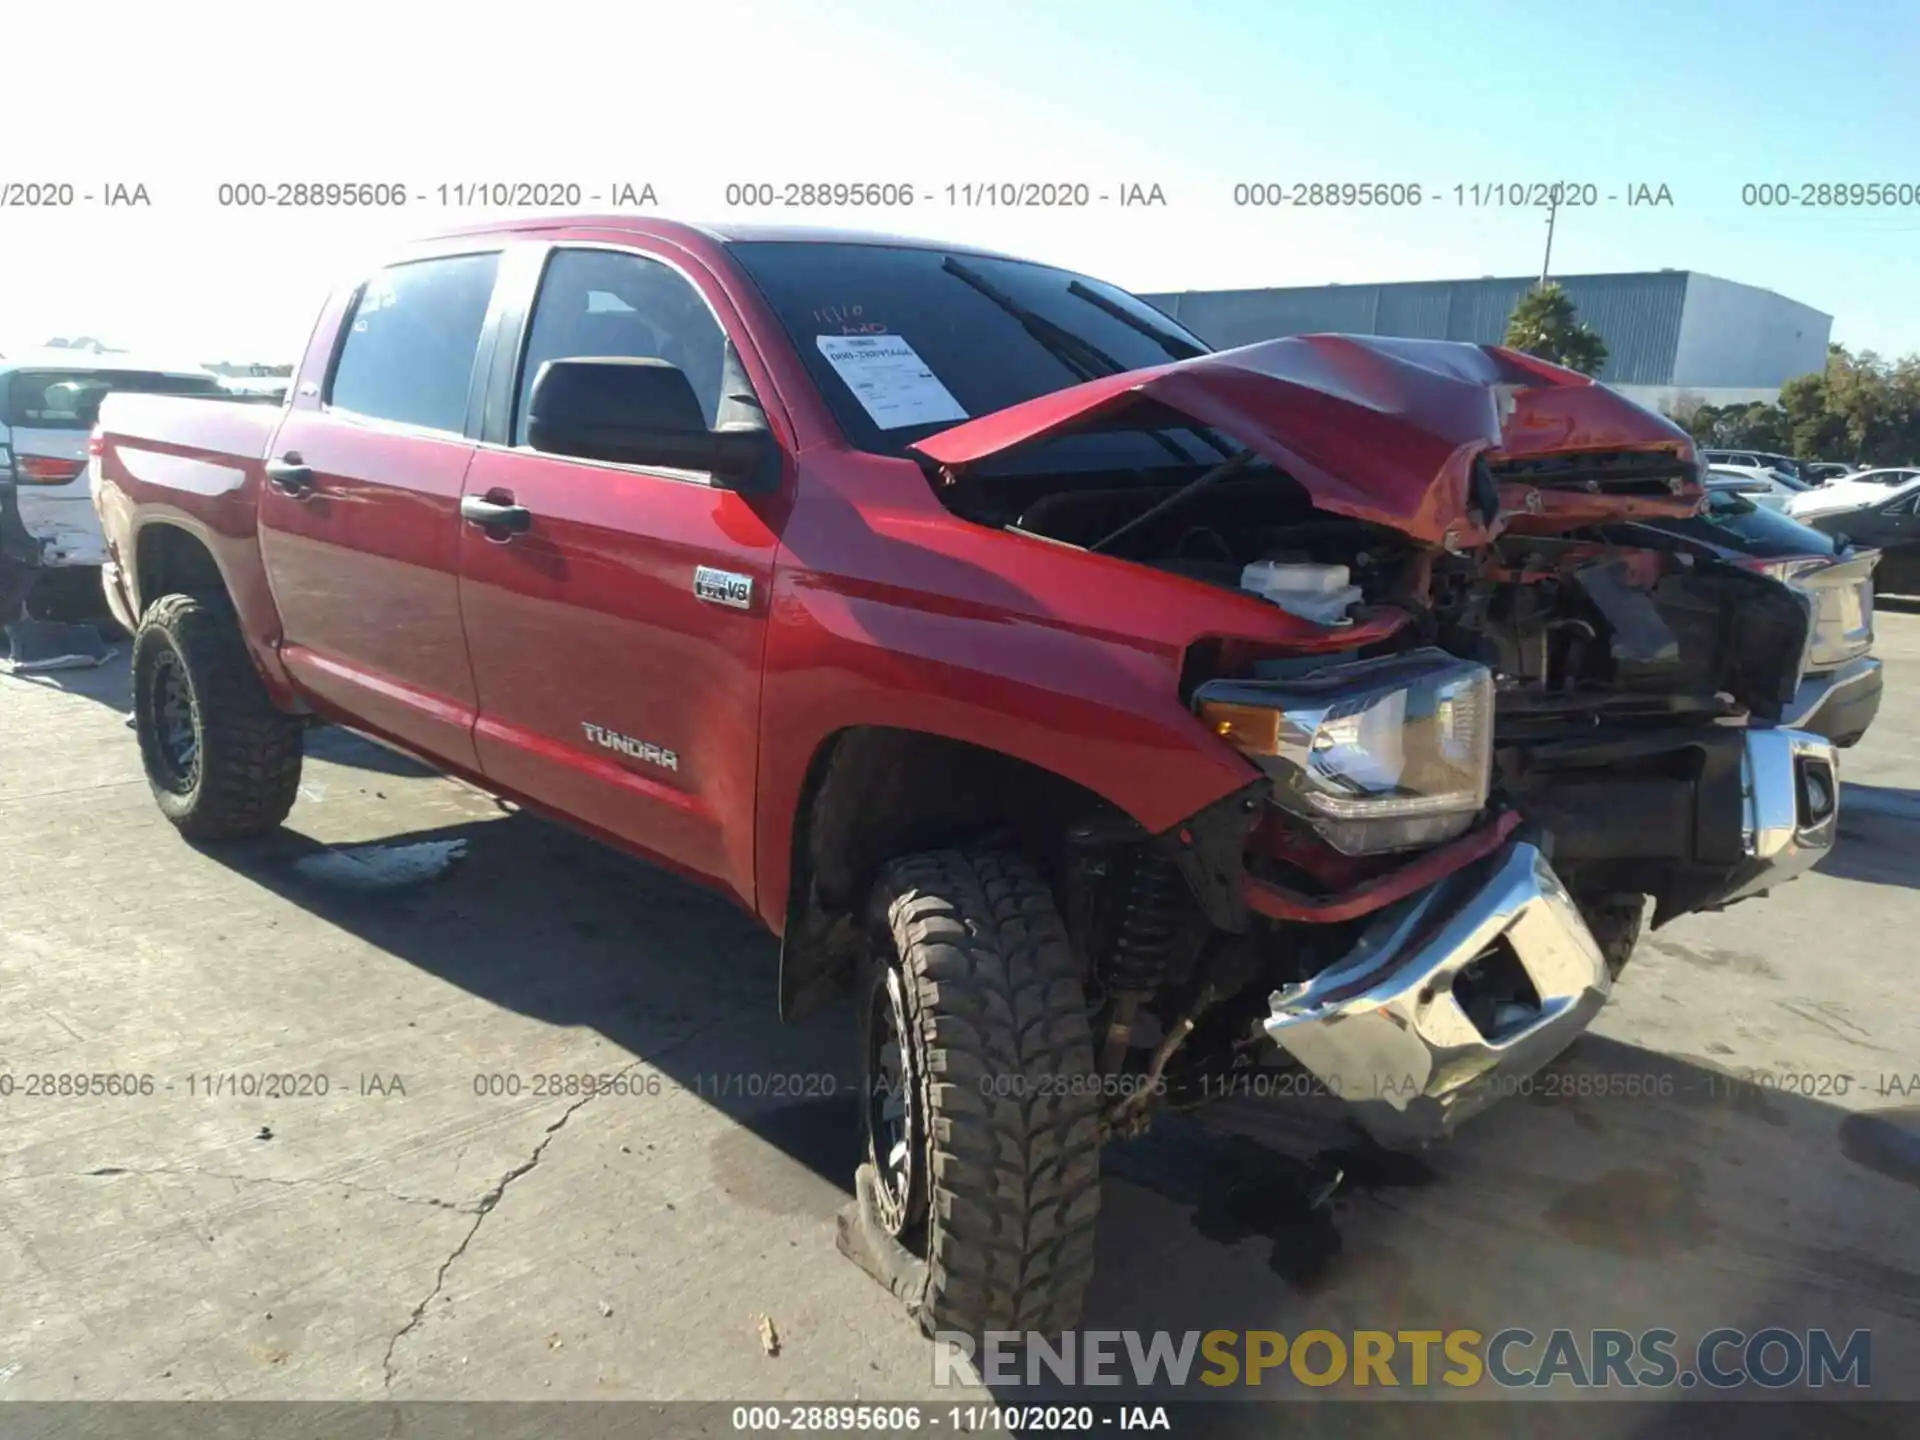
[4,0,1916,366]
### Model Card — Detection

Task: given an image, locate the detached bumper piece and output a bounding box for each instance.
[1716,727,1839,906]
[1263,839,1610,1146]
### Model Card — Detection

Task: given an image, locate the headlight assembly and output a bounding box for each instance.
[1195,648,1494,855]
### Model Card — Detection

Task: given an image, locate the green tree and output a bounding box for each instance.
[1779,372,1847,459]
[1684,346,1920,466]
[1685,400,1791,450]
[1503,283,1610,375]
[1781,346,1920,463]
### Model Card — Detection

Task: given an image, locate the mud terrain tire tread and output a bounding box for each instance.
[871,849,1102,1337]
[133,593,302,839]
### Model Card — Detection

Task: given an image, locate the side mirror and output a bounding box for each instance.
[526,356,774,492]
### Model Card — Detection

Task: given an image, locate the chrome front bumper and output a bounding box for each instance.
[1262,729,1841,1145]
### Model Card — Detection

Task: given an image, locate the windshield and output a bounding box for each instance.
[727,241,1220,473]
[1687,488,1839,555]
[4,368,227,430]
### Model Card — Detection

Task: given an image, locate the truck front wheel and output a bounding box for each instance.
[862,850,1103,1337]
[132,594,302,839]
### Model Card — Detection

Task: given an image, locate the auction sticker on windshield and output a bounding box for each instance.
[814,334,967,430]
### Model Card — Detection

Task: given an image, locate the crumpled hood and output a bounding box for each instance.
[910,334,1703,548]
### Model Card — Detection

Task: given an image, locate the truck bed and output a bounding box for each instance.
[93,392,286,639]
[97,391,282,475]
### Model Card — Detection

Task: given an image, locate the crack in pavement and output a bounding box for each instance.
[378,1013,741,1392]
[377,1076,624,1390]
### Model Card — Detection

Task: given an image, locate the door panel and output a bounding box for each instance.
[257,248,503,770]
[457,449,778,899]
[262,414,481,767]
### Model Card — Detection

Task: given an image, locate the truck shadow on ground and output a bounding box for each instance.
[1821,783,1920,892]
[190,741,1920,1430]
[0,660,454,781]
[301,724,444,778]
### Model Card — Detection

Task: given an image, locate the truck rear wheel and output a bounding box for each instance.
[862,850,1102,1337]
[132,593,302,839]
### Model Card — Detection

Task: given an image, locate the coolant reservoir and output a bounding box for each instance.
[1240,560,1363,626]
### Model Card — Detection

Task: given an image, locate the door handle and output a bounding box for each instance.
[460,494,532,535]
[265,457,314,496]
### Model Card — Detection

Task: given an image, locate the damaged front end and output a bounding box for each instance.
[913,334,1843,1147]
[1172,558,1841,1143]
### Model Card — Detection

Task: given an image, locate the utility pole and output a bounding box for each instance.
[1540,185,1559,285]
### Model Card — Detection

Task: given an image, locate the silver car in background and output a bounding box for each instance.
[1704,463,1808,513]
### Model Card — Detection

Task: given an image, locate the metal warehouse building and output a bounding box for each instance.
[1142,271,1832,412]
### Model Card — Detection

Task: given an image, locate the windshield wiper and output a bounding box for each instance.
[942,255,1126,382]
[1065,280,1205,361]
[1065,280,1239,459]
[940,256,1225,466]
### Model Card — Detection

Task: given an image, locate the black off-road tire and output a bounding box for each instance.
[132,593,302,839]
[863,850,1103,1338]
[1577,891,1645,980]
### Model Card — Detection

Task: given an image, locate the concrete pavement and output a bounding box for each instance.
[1,615,1915,1415]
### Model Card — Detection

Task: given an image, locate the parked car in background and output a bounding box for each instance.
[1786,467,1920,521]
[1705,464,1805,512]
[1701,448,1805,479]
[1800,461,1858,485]
[1615,490,1881,746]
[1794,474,1920,597]
[218,374,292,405]
[2,352,228,621]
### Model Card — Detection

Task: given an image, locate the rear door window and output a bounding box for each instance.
[329,252,502,434]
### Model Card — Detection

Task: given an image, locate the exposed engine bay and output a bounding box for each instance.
[941,457,1810,733]
[936,453,1830,1138]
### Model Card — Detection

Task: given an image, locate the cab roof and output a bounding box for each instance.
[422,213,1028,262]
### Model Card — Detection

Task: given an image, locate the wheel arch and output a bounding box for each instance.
[775,724,1124,1022]
[133,521,227,615]
[130,518,301,709]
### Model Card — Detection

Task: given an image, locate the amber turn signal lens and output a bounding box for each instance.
[1197,699,1285,756]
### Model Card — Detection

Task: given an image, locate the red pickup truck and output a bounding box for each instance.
[93,216,1841,1337]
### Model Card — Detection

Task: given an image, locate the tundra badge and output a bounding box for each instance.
[694,566,753,609]
[581,723,679,772]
